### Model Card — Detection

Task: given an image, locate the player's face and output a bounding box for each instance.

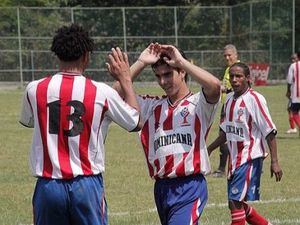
[229,65,250,97]
[291,54,298,63]
[224,48,238,66]
[153,64,186,97]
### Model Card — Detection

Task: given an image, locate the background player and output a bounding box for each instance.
[286,52,299,134]
[286,52,300,135]
[19,23,141,225]
[108,43,220,225]
[212,44,239,177]
[208,62,283,225]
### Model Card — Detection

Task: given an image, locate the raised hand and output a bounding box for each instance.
[160,44,185,68]
[106,47,131,82]
[138,43,161,66]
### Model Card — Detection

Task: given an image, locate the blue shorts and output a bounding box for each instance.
[154,174,208,225]
[33,174,107,225]
[228,157,263,202]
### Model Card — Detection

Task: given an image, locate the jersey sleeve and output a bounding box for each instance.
[19,83,35,128]
[137,94,162,125]
[198,90,220,128]
[287,63,294,84]
[248,92,277,138]
[104,85,140,132]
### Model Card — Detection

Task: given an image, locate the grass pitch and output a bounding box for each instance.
[0,84,299,225]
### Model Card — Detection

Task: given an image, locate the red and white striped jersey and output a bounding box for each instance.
[220,88,276,177]
[138,91,219,179]
[287,61,300,103]
[20,72,139,179]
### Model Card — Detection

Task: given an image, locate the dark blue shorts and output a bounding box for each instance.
[154,174,208,225]
[227,157,263,202]
[33,174,107,225]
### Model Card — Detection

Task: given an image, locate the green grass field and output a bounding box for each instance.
[0,84,299,225]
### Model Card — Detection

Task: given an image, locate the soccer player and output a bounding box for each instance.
[19,24,141,225]
[286,52,300,134]
[108,43,221,225]
[208,62,283,225]
[212,44,239,177]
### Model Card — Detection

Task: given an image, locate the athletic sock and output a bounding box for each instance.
[231,209,246,225]
[293,113,300,128]
[243,203,268,225]
[289,113,296,129]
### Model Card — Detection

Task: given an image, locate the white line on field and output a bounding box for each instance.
[109,197,300,216]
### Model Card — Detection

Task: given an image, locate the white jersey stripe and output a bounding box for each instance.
[47,75,63,178]
[68,75,85,176]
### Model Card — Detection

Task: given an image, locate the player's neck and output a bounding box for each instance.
[234,87,250,99]
[168,86,191,106]
[59,59,86,74]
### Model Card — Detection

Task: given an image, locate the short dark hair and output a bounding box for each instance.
[151,48,189,82]
[51,23,94,62]
[229,62,250,77]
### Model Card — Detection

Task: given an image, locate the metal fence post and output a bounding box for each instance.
[17,7,23,87]
[122,7,127,52]
[30,50,34,81]
[174,7,178,47]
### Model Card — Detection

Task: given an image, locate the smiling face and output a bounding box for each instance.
[153,63,187,101]
[229,64,251,98]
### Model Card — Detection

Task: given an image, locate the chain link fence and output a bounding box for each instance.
[0,0,295,85]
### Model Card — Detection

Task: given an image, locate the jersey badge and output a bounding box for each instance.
[236,108,244,123]
[180,107,190,126]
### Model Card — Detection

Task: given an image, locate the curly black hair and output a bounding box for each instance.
[50,23,94,62]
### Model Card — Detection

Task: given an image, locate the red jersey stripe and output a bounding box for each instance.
[154,105,162,131]
[229,99,236,122]
[163,155,174,178]
[247,116,254,161]
[249,90,273,128]
[235,141,244,168]
[140,121,154,177]
[163,106,174,130]
[58,76,74,179]
[79,79,96,175]
[175,152,188,176]
[36,77,53,177]
[193,115,201,174]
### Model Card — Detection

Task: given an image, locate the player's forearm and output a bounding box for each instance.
[266,133,279,163]
[118,78,140,112]
[207,132,227,156]
[181,60,221,103]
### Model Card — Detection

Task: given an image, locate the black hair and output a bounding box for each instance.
[151,48,189,82]
[51,23,94,62]
[297,52,300,59]
[229,62,250,77]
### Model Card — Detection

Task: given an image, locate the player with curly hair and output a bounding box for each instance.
[19,23,141,225]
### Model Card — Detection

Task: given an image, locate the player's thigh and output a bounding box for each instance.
[227,158,263,202]
[70,174,107,225]
[168,175,208,225]
[33,178,69,225]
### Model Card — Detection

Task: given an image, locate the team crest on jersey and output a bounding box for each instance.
[180,107,190,126]
[236,108,244,122]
